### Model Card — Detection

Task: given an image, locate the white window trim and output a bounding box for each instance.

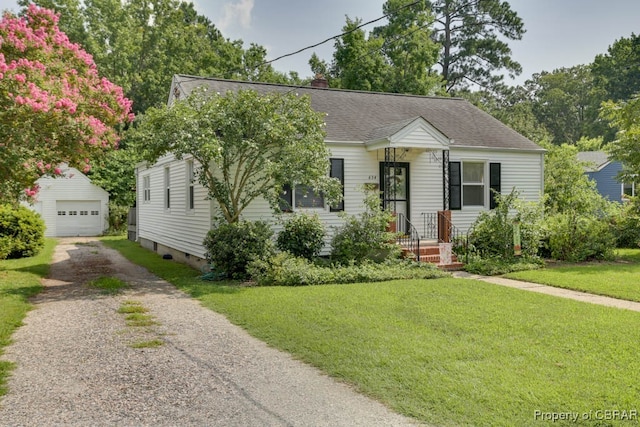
[281,183,328,212]
[143,175,151,203]
[622,181,636,201]
[186,160,195,214]
[164,167,171,211]
[461,161,487,208]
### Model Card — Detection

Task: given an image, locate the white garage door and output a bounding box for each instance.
[56,201,103,236]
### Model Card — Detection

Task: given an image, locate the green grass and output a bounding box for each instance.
[116,300,162,347]
[506,249,640,302]
[124,312,157,327]
[129,339,163,349]
[102,236,640,426]
[117,301,148,314]
[0,239,56,396]
[87,276,128,294]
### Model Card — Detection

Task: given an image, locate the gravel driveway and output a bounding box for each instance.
[0,238,419,426]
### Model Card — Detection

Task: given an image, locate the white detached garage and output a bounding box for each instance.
[29,165,109,237]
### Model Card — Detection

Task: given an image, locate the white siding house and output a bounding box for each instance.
[135,75,545,265]
[27,165,109,237]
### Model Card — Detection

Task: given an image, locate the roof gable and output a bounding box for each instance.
[577,151,611,172]
[171,75,543,152]
[365,117,450,151]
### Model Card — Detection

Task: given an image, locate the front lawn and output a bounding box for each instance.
[506,249,640,302]
[0,239,55,396]
[103,237,640,426]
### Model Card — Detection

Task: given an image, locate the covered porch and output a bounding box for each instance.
[364,116,462,268]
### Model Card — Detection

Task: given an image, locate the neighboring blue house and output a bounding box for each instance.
[578,151,634,203]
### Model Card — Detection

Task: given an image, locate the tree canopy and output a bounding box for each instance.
[601,96,640,182]
[130,88,342,223]
[0,5,132,203]
[19,0,297,114]
[592,33,640,103]
[428,0,525,93]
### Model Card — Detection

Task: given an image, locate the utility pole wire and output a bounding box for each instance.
[259,0,423,68]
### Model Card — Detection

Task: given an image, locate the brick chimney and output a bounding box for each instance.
[310,74,329,88]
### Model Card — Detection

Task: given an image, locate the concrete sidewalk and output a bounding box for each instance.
[452,271,640,312]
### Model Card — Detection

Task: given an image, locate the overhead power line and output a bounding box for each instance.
[259,0,423,68]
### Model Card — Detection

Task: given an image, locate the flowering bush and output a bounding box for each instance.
[0,5,133,203]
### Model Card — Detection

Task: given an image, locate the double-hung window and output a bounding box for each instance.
[449,161,501,209]
[143,175,151,202]
[186,160,195,211]
[279,158,345,212]
[164,167,171,210]
[330,158,344,212]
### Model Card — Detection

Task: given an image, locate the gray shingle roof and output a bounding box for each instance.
[577,151,610,172]
[172,75,543,152]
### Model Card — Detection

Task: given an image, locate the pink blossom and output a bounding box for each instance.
[54,167,61,175]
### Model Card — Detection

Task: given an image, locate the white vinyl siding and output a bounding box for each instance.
[450,149,544,233]
[23,166,109,237]
[137,155,211,258]
[137,146,543,258]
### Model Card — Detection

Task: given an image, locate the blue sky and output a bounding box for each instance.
[2,0,639,85]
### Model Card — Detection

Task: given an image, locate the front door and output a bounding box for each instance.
[380,162,410,233]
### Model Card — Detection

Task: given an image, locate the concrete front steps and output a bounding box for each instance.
[401,244,465,271]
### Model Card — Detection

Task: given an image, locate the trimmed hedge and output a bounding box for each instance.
[203,220,274,279]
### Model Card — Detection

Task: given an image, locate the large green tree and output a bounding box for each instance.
[330,17,389,92]
[526,65,605,144]
[592,33,640,103]
[20,0,294,114]
[601,96,640,181]
[372,0,441,95]
[330,1,441,95]
[130,89,342,223]
[428,0,525,93]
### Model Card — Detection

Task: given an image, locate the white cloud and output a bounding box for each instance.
[217,0,254,33]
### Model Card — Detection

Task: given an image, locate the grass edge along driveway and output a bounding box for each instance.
[0,239,55,397]
[102,237,640,427]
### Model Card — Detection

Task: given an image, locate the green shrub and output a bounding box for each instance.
[107,203,129,235]
[330,190,400,265]
[0,204,45,259]
[276,213,325,260]
[544,212,615,262]
[248,252,447,286]
[468,190,544,260]
[610,197,640,248]
[203,220,274,279]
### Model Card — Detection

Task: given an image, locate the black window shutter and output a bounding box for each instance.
[330,158,344,212]
[279,183,293,212]
[489,163,501,209]
[449,162,461,210]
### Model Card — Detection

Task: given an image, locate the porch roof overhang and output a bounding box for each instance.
[364,116,452,152]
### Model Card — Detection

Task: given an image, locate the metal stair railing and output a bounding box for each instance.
[395,212,421,262]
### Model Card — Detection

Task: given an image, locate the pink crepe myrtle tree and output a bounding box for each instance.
[0,5,133,204]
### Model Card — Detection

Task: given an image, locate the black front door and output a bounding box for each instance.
[380,162,410,232]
